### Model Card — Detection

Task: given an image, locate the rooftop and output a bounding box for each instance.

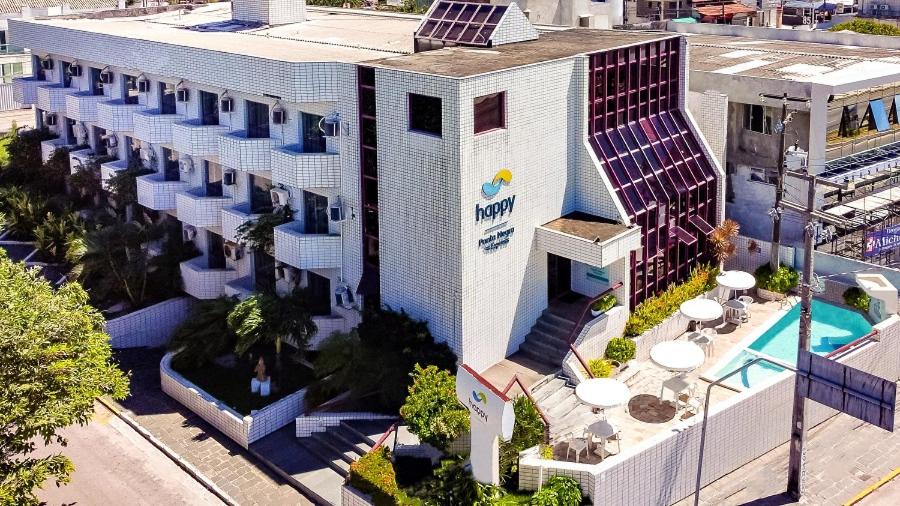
[0,0,117,15]
[686,33,900,85]
[542,211,629,243]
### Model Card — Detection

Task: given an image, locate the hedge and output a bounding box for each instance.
[624,265,718,336]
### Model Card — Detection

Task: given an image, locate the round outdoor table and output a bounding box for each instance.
[575,378,631,417]
[716,270,756,299]
[679,298,724,329]
[649,340,706,374]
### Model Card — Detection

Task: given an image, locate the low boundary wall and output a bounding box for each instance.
[106,297,193,348]
[295,412,396,438]
[160,352,306,448]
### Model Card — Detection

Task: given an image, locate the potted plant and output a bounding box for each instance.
[590,293,617,317]
[754,264,800,301]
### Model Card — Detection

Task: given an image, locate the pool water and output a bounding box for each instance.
[710,300,872,390]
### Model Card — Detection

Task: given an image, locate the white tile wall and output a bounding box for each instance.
[295,412,395,438]
[100,158,128,190]
[341,485,374,506]
[41,138,69,163]
[489,2,539,46]
[179,257,239,299]
[97,100,148,132]
[65,91,106,123]
[271,146,341,189]
[172,120,230,158]
[36,84,77,113]
[133,109,184,144]
[136,172,191,211]
[221,204,260,243]
[12,77,49,105]
[273,221,342,270]
[233,0,306,25]
[176,190,233,229]
[106,297,194,348]
[68,148,94,175]
[217,131,280,172]
[561,305,629,384]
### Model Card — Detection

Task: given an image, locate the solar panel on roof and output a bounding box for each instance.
[415,1,508,47]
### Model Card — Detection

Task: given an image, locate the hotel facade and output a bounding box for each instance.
[10,0,723,372]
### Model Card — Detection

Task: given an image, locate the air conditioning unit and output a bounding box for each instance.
[272,108,287,125]
[224,241,244,261]
[223,169,236,186]
[176,88,189,102]
[182,225,197,242]
[284,266,300,285]
[45,114,58,126]
[334,284,354,309]
[274,262,285,280]
[68,65,83,77]
[100,71,114,84]
[137,79,150,93]
[270,188,290,207]
[40,58,54,70]
[329,202,345,222]
[179,157,194,174]
[220,96,234,113]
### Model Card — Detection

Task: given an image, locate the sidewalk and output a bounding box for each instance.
[111,348,314,506]
[676,391,900,506]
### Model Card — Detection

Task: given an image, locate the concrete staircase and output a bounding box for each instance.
[530,375,596,442]
[296,420,392,479]
[518,309,580,370]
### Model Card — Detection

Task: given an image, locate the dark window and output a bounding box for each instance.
[31,55,45,81]
[306,271,332,316]
[253,251,276,294]
[840,104,860,138]
[125,136,140,165]
[162,147,180,181]
[474,92,505,134]
[249,174,273,213]
[204,160,223,197]
[200,91,219,126]
[246,100,269,138]
[90,67,104,96]
[301,112,326,153]
[122,75,139,104]
[60,61,72,87]
[409,93,442,136]
[64,117,75,143]
[159,82,176,114]
[92,126,106,153]
[207,231,226,269]
[303,191,329,234]
[743,104,771,134]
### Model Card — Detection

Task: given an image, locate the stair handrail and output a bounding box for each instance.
[370,422,398,453]
[501,373,551,444]
[564,281,624,380]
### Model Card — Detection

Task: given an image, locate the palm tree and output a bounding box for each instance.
[710,219,740,270]
[169,296,239,370]
[227,288,318,362]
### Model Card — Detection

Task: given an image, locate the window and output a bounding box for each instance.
[840,104,859,138]
[0,62,23,84]
[304,191,329,234]
[159,82,176,114]
[408,93,442,136]
[60,61,72,87]
[749,167,777,185]
[125,136,140,166]
[204,161,223,197]
[253,251,276,294]
[199,91,219,126]
[474,92,505,134]
[249,174,273,213]
[743,104,772,134]
[246,100,269,138]
[161,148,180,181]
[207,231,226,269]
[90,67,104,96]
[301,112,326,153]
[123,75,139,105]
[31,55,45,81]
[306,271,332,316]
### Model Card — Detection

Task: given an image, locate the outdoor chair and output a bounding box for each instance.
[693,328,717,356]
[725,306,746,327]
[565,431,589,463]
[675,383,699,411]
[738,296,754,318]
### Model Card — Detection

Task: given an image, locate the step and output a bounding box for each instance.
[520,336,567,359]
[330,425,373,455]
[538,384,573,410]
[531,377,567,403]
[540,311,578,330]
[296,436,351,477]
[312,431,366,464]
[546,394,580,419]
[528,326,570,348]
[340,419,397,448]
[534,319,576,340]
[518,341,566,367]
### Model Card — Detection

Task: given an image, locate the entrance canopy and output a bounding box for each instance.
[536,212,640,269]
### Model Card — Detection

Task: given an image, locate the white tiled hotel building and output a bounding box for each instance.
[10,0,723,371]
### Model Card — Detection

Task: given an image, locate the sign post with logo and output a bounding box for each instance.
[456,364,515,484]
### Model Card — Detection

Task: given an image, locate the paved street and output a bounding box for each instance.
[859,475,900,505]
[35,401,222,506]
[112,348,314,506]
[677,392,900,506]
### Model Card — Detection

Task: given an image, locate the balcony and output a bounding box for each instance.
[65,92,107,123]
[271,145,340,189]
[97,100,148,132]
[273,220,341,270]
[12,77,51,106]
[136,172,190,211]
[68,148,96,175]
[224,276,254,300]
[217,131,280,172]
[221,203,261,243]
[100,159,129,190]
[41,138,70,163]
[37,84,78,114]
[180,257,238,300]
[173,120,230,158]
[175,189,233,229]
[133,109,184,144]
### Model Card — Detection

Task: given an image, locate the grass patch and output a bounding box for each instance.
[173,351,314,415]
[494,492,533,504]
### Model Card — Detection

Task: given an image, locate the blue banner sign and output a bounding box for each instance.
[865,225,900,257]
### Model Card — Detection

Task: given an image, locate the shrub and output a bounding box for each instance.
[539,444,554,460]
[829,19,900,36]
[33,211,83,262]
[0,127,55,187]
[169,297,239,370]
[843,287,871,312]
[624,264,718,336]
[590,293,617,314]
[588,358,614,378]
[400,364,470,452]
[754,264,800,294]
[409,457,503,505]
[604,337,636,363]
[348,448,399,506]
[227,288,318,357]
[529,476,582,506]
[499,396,546,484]
[0,187,47,239]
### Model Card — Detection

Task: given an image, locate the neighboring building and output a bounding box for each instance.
[10,0,722,372]
[490,0,625,28]
[686,33,900,264]
[858,0,900,18]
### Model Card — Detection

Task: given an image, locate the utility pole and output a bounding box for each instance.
[759,93,810,271]
[779,171,849,500]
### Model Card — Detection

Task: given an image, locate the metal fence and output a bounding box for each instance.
[0,84,22,111]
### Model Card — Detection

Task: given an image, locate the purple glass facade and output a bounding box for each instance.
[588,38,719,308]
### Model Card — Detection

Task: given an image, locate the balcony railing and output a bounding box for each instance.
[133,109,184,144]
[40,138,70,163]
[136,172,190,211]
[273,220,341,270]
[65,92,107,123]
[12,77,50,106]
[97,100,148,132]
[68,148,96,175]
[173,120,230,158]
[100,159,129,190]
[180,257,238,300]
[218,131,281,172]
[221,203,262,243]
[0,44,26,55]
[37,84,78,113]
[175,189,233,229]
[271,145,340,189]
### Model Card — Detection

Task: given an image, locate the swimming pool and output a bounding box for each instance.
[704,299,872,390]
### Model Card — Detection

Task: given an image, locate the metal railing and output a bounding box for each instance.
[370,422,398,452]
[564,281,625,379]
[825,328,879,359]
[501,373,551,444]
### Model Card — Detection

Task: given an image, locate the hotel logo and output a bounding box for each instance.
[476,169,516,223]
[481,169,512,199]
[469,390,489,423]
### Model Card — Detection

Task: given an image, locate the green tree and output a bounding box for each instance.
[227,288,318,358]
[169,297,239,370]
[0,251,129,504]
[400,364,469,451]
[498,396,545,484]
[0,127,55,187]
[829,19,900,36]
[0,187,47,239]
[105,163,153,222]
[235,206,293,255]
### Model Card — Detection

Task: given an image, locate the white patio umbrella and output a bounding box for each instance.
[650,340,706,375]
[575,378,631,418]
[679,298,723,329]
[716,270,756,300]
